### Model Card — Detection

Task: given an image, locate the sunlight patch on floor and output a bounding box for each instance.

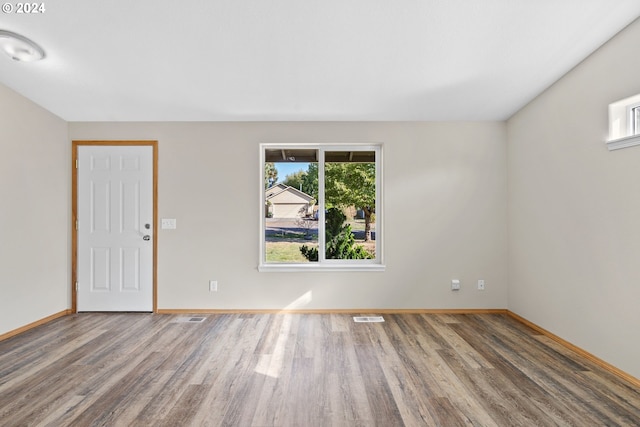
[254,314,293,378]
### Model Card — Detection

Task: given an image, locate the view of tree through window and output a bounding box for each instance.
[262,146,380,267]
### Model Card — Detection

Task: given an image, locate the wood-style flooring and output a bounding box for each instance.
[0,313,638,426]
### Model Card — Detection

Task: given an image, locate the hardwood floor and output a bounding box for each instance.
[0,313,638,426]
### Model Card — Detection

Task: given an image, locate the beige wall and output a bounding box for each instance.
[507,19,640,378]
[0,84,69,336]
[69,121,508,311]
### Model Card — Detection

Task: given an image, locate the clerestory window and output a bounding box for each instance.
[607,94,640,150]
[631,105,640,136]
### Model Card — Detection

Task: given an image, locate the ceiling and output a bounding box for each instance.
[1,1,639,122]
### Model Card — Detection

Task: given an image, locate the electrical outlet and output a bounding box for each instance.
[209,280,218,292]
[477,279,485,290]
[451,279,460,291]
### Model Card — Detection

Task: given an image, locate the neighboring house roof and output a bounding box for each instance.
[265,185,314,203]
[265,183,288,199]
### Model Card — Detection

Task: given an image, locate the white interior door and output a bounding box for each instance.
[77,145,154,312]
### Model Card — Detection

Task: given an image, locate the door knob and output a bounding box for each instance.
[143,235,151,241]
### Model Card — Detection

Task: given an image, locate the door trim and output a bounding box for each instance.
[72,141,158,313]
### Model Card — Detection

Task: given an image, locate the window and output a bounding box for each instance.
[607,94,640,150]
[260,144,384,271]
[631,104,640,136]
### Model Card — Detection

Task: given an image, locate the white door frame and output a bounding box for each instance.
[72,141,158,313]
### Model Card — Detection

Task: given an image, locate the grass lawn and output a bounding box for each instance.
[266,241,317,262]
[264,219,375,261]
[347,219,375,231]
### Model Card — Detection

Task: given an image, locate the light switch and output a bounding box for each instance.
[161,218,177,229]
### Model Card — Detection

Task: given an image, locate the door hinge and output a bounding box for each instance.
[75,159,78,169]
[75,281,78,292]
[75,220,79,231]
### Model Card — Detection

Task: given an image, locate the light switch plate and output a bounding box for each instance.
[161,218,177,229]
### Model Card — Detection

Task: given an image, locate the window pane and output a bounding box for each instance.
[324,151,376,260]
[633,106,640,135]
[264,149,318,263]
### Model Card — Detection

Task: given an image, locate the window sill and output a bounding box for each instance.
[606,134,640,151]
[258,263,386,273]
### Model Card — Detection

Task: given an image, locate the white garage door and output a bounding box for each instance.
[273,203,307,218]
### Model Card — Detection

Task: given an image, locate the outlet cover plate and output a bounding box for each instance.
[161,218,177,229]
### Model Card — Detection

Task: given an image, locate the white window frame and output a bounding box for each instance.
[628,103,640,136]
[606,94,640,151]
[259,143,385,272]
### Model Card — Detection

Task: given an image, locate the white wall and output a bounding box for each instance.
[69,121,508,311]
[508,19,640,378]
[0,84,69,336]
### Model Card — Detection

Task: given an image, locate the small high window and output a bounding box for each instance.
[607,94,640,150]
[631,105,640,136]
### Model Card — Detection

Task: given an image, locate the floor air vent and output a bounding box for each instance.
[353,316,385,323]
[172,316,206,323]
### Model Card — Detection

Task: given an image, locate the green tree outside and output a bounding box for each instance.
[264,162,278,188]
[325,162,375,242]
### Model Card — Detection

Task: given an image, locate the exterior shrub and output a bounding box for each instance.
[300,208,373,261]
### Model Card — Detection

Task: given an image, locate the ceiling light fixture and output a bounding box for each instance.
[0,30,45,62]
